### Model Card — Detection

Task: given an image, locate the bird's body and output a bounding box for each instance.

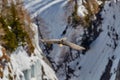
[40,38,85,51]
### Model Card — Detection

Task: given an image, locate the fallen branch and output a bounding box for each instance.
[40,38,85,51]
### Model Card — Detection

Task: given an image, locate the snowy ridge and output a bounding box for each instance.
[25,0,66,18]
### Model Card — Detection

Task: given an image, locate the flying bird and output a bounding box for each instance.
[40,38,85,51]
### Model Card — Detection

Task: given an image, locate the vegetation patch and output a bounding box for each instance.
[0,0,34,55]
[66,0,103,28]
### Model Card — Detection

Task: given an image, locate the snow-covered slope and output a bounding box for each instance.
[25,0,69,38]
[76,1,120,80]
[0,23,57,80]
[25,0,120,80]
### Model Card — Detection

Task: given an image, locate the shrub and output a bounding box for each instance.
[69,0,82,28]
[0,0,34,55]
[66,0,101,28]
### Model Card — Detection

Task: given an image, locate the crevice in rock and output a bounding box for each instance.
[100,58,113,80]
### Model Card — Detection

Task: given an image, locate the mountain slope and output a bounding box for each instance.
[0,0,58,80]
[25,0,120,80]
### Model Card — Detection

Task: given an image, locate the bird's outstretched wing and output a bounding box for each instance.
[62,40,85,50]
[40,39,62,44]
[40,38,85,51]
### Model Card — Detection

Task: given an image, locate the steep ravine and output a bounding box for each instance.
[25,0,120,80]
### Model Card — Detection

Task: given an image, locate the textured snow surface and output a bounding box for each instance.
[11,47,31,71]
[25,0,120,80]
[25,0,71,39]
[70,1,120,80]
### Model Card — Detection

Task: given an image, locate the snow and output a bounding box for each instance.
[26,0,65,18]
[40,59,58,80]
[25,0,69,39]
[31,23,58,80]
[31,77,36,80]
[11,47,31,71]
[23,0,120,80]
[1,23,58,80]
[77,0,87,17]
[74,1,120,80]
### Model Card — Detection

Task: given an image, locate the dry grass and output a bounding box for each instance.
[0,47,10,78]
[0,65,3,78]
[83,0,100,16]
[0,47,10,62]
[65,0,101,28]
[82,0,100,27]
[0,0,35,55]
